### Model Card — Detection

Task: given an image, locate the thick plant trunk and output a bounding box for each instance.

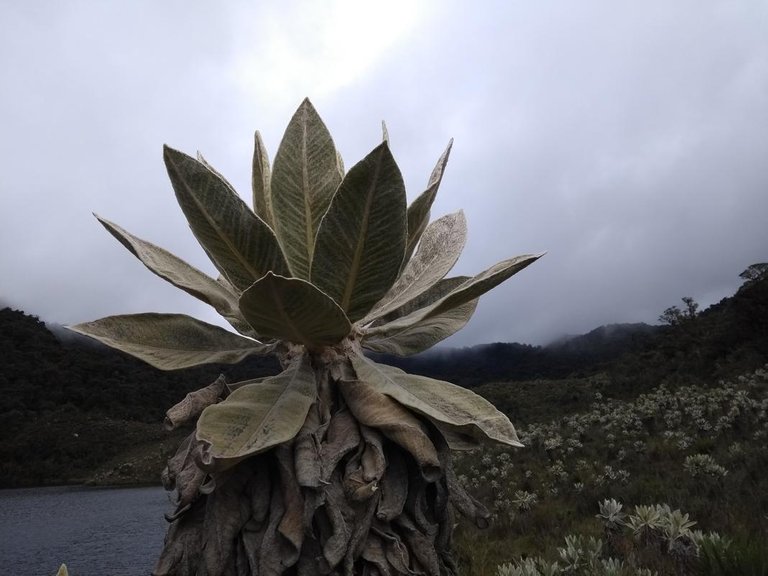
[153,359,489,576]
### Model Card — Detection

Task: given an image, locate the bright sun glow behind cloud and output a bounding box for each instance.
[230,0,430,105]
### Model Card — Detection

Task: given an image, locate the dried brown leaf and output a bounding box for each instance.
[338,378,440,482]
[165,374,227,431]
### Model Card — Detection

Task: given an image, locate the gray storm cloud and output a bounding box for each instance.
[1,0,766,347]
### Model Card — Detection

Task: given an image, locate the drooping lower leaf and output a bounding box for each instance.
[312,142,407,322]
[338,376,441,482]
[362,299,478,356]
[163,145,289,292]
[165,374,228,431]
[68,313,269,370]
[95,215,250,334]
[196,354,316,470]
[350,351,522,447]
[239,272,351,347]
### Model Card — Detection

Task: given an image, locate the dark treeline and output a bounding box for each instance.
[373,323,658,387]
[381,273,768,391]
[0,310,280,423]
[1,270,766,487]
[0,311,280,487]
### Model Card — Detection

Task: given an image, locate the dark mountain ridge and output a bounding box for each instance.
[373,322,659,386]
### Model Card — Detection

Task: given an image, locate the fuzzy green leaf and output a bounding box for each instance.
[376,276,469,324]
[95,215,252,335]
[311,142,407,322]
[196,354,316,469]
[351,352,522,447]
[196,151,238,195]
[163,146,289,292]
[68,313,269,370]
[404,140,452,264]
[270,98,343,279]
[365,210,466,323]
[239,272,351,346]
[362,299,478,356]
[251,130,273,227]
[366,253,544,337]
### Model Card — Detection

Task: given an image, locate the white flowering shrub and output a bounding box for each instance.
[682,454,728,479]
[454,365,768,575]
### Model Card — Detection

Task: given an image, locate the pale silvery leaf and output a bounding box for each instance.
[366,253,544,337]
[312,142,407,322]
[95,215,251,335]
[362,299,478,356]
[365,211,466,323]
[68,313,270,370]
[216,274,238,295]
[377,276,469,324]
[239,272,351,346]
[404,140,452,264]
[381,120,389,143]
[350,352,522,447]
[251,130,274,228]
[271,98,342,279]
[163,146,289,291]
[196,354,316,470]
[435,425,482,451]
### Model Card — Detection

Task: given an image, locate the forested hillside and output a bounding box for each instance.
[1,270,766,490]
[0,309,279,487]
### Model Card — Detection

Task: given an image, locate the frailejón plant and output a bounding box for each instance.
[70,99,542,576]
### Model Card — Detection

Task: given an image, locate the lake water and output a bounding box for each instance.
[0,485,170,576]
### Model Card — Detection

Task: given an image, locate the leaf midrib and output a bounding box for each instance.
[270,278,311,346]
[301,111,314,268]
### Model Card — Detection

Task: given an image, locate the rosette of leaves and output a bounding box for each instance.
[70,99,543,576]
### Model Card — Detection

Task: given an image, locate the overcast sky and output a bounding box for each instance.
[1,0,767,347]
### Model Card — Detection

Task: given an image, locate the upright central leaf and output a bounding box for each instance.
[271,99,343,279]
[312,142,407,322]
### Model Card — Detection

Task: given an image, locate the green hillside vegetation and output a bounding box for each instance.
[1,268,766,574]
[452,272,768,575]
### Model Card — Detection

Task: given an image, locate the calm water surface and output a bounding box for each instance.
[0,485,170,576]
